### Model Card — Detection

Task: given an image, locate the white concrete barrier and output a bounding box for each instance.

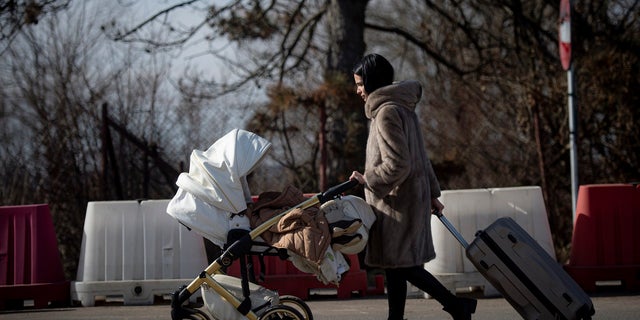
[71,200,207,306]
[413,186,555,298]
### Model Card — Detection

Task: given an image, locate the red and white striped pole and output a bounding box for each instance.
[559,0,578,223]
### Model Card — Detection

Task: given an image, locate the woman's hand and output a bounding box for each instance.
[350,171,366,184]
[431,198,445,215]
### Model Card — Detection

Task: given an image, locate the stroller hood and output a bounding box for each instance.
[176,129,272,213]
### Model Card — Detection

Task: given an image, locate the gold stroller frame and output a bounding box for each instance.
[171,180,358,320]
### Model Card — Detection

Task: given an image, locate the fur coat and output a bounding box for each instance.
[362,80,442,268]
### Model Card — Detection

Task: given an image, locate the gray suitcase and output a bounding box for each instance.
[435,211,595,320]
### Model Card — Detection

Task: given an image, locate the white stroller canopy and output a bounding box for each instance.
[176,128,272,213]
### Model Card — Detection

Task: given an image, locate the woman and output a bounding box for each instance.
[349,53,477,320]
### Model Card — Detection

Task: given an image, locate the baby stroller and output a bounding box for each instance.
[166,129,368,320]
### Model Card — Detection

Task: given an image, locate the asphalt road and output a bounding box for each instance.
[1,291,638,320]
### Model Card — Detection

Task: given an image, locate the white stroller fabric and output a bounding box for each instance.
[175,128,271,213]
[167,129,271,247]
[202,274,279,320]
[166,188,252,247]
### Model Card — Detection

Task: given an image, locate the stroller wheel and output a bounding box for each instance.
[279,295,313,320]
[171,305,211,320]
[258,304,305,320]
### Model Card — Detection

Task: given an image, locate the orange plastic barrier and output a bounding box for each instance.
[226,253,383,300]
[565,184,640,292]
[0,204,69,309]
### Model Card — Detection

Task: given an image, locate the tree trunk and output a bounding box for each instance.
[326,0,369,75]
[322,0,369,188]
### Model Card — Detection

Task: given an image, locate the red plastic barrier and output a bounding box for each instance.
[0,204,69,309]
[565,184,640,292]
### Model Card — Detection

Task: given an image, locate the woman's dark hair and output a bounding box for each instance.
[352,53,394,94]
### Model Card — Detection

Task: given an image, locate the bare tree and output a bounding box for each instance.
[0,0,70,55]
[105,0,370,192]
[1,2,106,276]
[364,0,639,259]
[0,1,194,277]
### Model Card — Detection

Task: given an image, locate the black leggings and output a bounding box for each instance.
[385,266,457,320]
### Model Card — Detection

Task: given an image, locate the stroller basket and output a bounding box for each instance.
[170,179,359,320]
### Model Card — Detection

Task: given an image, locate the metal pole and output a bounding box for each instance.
[567,64,578,222]
[559,0,577,223]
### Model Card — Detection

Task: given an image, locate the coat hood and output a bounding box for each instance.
[365,80,422,119]
[176,129,271,213]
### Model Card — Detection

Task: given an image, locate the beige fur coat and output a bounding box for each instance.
[362,80,442,268]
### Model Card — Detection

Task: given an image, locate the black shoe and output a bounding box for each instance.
[443,297,477,320]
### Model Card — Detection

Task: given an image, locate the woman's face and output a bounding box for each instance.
[354,74,368,102]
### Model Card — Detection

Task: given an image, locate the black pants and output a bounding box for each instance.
[385,266,457,320]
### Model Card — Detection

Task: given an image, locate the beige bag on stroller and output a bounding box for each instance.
[321,195,376,255]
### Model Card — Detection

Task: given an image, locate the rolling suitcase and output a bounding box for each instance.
[434,210,595,320]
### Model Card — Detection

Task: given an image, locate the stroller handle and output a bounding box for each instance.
[317,179,359,203]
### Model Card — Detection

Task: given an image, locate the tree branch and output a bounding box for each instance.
[112,0,201,41]
[364,22,467,76]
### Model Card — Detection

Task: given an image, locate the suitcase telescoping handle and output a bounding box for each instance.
[432,209,470,249]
